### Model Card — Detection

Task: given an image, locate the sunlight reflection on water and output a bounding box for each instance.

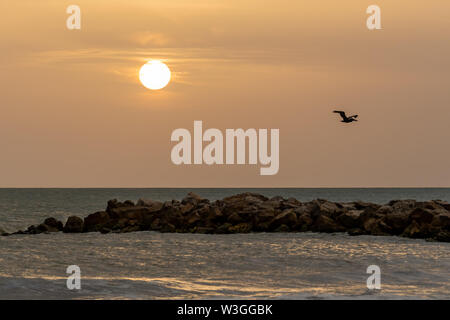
[1,231,449,299]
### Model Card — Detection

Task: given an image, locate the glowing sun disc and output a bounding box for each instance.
[139,60,171,90]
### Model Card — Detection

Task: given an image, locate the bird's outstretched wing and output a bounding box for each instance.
[349,114,358,119]
[333,110,347,120]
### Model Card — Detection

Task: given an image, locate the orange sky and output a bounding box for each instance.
[0,0,449,187]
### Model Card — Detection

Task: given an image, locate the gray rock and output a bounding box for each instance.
[312,215,343,233]
[136,199,164,212]
[269,209,297,230]
[5,193,450,242]
[63,216,84,233]
[337,210,363,228]
[409,207,434,224]
[384,211,410,234]
[44,217,63,231]
[227,212,243,224]
[84,211,111,232]
[182,192,206,205]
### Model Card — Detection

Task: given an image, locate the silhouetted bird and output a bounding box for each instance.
[333,110,358,123]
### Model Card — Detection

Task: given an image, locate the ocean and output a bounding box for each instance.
[0,188,449,299]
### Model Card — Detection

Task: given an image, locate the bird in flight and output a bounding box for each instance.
[333,110,358,123]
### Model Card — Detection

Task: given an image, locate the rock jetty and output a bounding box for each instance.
[2,192,450,242]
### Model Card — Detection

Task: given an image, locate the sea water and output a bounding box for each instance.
[0,188,449,299]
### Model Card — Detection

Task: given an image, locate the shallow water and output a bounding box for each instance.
[1,232,449,299]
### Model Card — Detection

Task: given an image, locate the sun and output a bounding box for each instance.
[139,60,171,90]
